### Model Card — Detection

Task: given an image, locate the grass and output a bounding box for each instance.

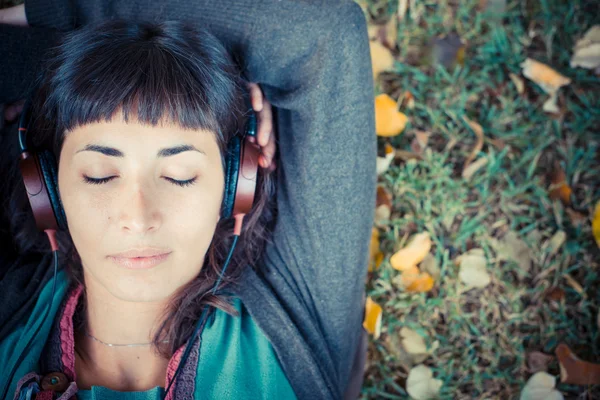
[362,0,599,398]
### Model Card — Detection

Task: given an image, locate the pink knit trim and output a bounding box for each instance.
[58,283,84,381]
[164,343,186,400]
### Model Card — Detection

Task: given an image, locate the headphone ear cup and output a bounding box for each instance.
[221,135,241,220]
[220,111,260,221]
[37,150,68,231]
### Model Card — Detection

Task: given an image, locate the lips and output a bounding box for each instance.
[109,252,171,270]
[110,247,172,258]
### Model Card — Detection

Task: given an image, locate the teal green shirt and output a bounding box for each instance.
[0,269,297,399]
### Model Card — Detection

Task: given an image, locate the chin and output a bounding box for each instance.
[106,273,177,303]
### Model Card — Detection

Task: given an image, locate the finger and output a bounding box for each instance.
[245,82,263,112]
[256,97,273,148]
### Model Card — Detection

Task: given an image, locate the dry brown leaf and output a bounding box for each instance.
[549,162,572,205]
[375,94,408,137]
[545,286,565,302]
[410,130,431,155]
[556,343,600,385]
[370,41,395,79]
[592,200,600,248]
[527,351,555,374]
[570,25,600,70]
[399,90,415,110]
[462,117,485,171]
[375,185,393,226]
[390,232,432,271]
[565,208,587,228]
[363,296,383,339]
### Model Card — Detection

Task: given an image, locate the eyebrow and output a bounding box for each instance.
[75,144,206,158]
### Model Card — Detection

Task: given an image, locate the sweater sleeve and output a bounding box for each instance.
[20,0,377,386]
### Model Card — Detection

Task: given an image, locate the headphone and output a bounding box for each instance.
[2,88,262,399]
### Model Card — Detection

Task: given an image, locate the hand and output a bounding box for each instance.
[246,82,277,173]
[0,4,28,26]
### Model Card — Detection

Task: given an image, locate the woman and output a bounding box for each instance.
[0,1,375,399]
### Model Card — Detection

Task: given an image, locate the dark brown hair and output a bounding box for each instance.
[1,19,277,358]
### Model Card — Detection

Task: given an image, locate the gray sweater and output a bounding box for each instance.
[0,1,376,398]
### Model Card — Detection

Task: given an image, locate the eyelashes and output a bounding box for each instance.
[82,176,197,187]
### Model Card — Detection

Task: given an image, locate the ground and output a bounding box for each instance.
[361,0,599,399]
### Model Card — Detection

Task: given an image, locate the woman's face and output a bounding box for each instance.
[58,111,224,303]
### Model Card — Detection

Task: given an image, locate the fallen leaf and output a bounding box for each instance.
[405,271,434,293]
[369,228,384,272]
[458,249,491,289]
[563,273,586,298]
[592,200,600,248]
[519,372,564,400]
[410,130,431,155]
[462,117,485,172]
[549,162,572,205]
[363,296,383,339]
[399,90,415,110]
[527,351,555,374]
[377,143,396,175]
[390,232,432,271]
[521,58,571,114]
[542,230,566,259]
[431,33,466,69]
[570,25,600,70]
[509,73,525,94]
[371,41,395,79]
[375,185,393,226]
[521,58,572,92]
[462,156,488,181]
[556,343,600,385]
[375,94,408,137]
[565,208,587,228]
[400,327,428,355]
[406,364,443,400]
[492,230,533,273]
[545,286,565,302]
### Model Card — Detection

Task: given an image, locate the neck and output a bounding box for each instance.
[74,276,171,390]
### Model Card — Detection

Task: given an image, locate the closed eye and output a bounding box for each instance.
[83,176,197,187]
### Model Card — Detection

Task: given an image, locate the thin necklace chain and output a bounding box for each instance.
[83,330,170,347]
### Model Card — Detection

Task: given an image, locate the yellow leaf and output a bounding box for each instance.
[390,232,431,271]
[375,94,408,137]
[592,201,600,248]
[521,58,571,94]
[369,228,384,272]
[370,41,395,79]
[363,296,382,339]
[405,272,434,293]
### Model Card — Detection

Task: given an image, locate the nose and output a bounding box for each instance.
[117,180,161,234]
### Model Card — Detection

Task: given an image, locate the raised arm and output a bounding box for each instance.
[7,0,376,391]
